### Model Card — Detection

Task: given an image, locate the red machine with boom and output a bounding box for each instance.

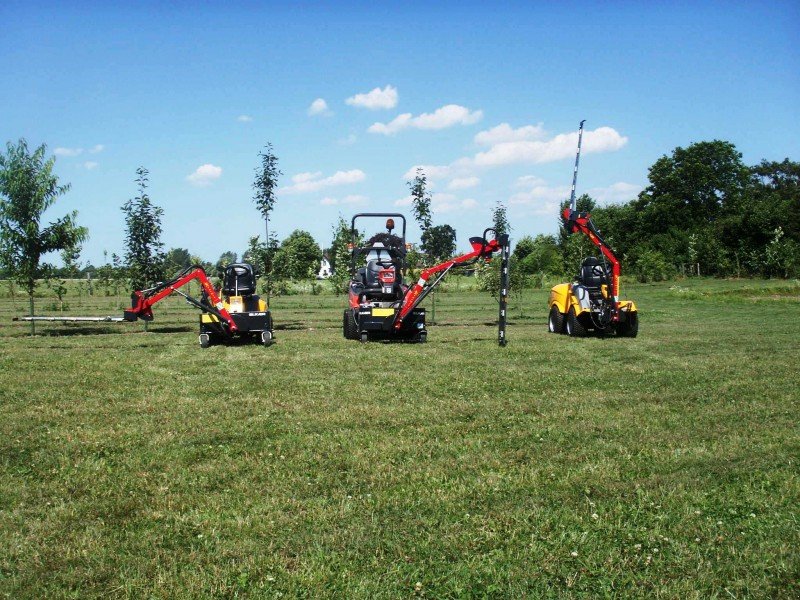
[124,263,274,347]
[14,262,274,347]
[343,213,505,343]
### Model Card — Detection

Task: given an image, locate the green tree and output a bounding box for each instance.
[327,216,358,294]
[252,143,281,278]
[492,200,510,238]
[215,251,238,275]
[122,167,165,289]
[513,236,536,261]
[421,224,457,264]
[163,247,193,276]
[242,236,269,274]
[0,139,88,333]
[408,168,432,254]
[558,194,598,275]
[518,234,562,276]
[273,230,321,280]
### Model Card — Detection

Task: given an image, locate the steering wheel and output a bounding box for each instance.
[591,264,605,277]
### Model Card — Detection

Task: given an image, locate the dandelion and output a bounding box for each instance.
[695,537,701,542]
[570,551,578,558]
[414,581,423,592]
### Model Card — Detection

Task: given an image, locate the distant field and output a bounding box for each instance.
[1,278,798,598]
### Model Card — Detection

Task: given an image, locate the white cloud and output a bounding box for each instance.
[509,184,571,210]
[448,176,480,190]
[54,147,83,157]
[369,104,483,135]
[432,193,480,214]
[394,195,413,207]
[320,194,369,206]
[346,85,398,110]
[308,98,331,116]
[514,175,547,188]
[472,126,628,167]
[186,164,223,187]
[281,169,366,194]
[237,115,253,122]
[291,171,323,184]
[586,182,642,204]
[338,133,357,146]
[402,164,454,181]
[474,122,546,146]
[404,125,627,181]
[509,179,641,214]
[83,161,98,170]
[89,144,104,154]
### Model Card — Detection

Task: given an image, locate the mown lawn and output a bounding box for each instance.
[1,279,798,598]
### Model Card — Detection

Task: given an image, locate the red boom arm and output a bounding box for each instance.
[124,266,238,333]
[562,207,621,318]
[393,236,500,329]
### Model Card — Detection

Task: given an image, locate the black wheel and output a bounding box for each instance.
[199,333,211,348]
[360,332,369,344]
[416,331,427,344]
[548,305,565,334]
[343,309,358,340]
[617,312,639,338]
[261,330,274,346]
[565,306,587,337]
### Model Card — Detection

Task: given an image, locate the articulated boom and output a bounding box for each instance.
[393,236,500,329]
[562,208,622,320]
[124,266,238,333]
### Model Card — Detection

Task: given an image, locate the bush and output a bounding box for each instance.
[634,249,675,283]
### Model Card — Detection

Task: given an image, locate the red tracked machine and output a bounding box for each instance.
[342,213,508,344]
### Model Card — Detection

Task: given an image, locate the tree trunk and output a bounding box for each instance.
[265,214,271,305]
[28,293,35,336]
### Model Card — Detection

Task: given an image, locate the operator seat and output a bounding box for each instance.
[578,257,608,289]
[223,263,257,296]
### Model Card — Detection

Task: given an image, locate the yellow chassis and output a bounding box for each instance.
[548,282,637,317]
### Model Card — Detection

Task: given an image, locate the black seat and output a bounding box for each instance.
[222,263,257,296]
[365,260,383,288]
[578,257,607,289]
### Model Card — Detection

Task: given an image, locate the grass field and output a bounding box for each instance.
[1,278,798,598]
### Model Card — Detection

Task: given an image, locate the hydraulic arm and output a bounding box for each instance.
[393,233,501,329]
[560,119,623,321]
[124,265,238,334]
[562,209,622,320]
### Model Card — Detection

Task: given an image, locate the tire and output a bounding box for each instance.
[617,312,639,338]
[565,306,587,337]
[416,331,427,344]
[261,330,274,346]
[199,333,211,348]
[343,309,358,340]
[360,332,369,344]
[548,306,565,334]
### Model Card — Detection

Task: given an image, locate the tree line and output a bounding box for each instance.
[513,141,799,282]
[2,137,797,330]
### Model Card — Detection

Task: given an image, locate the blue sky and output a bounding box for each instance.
[2,1,798,266]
